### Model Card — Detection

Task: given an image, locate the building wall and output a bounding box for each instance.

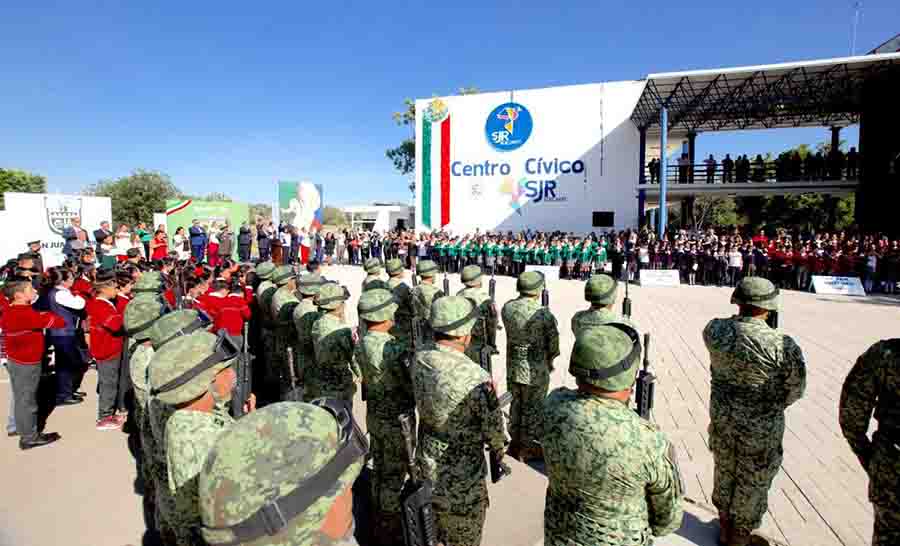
[414,81,645,234]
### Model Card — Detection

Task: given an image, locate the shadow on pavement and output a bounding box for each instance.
[676,510,720,545]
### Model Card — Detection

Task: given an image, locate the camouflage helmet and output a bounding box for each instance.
[133,271,163,295]
[363,258,383,275]
[385,258,404,276]
[430,296,478,338]
[149,331,236,405]
[569,323,641,391]
[731,277,779,311]
[362,278,390,292]
[272,265,295,287]
[416,260,438,279]
[124,294,164,341]
[149,309,209,350]
[585,274,618,305]
[296,273,326,297]
[517,271,545,296]
[255,261,276,281]
[461,265,483,287]
[315,283,349,311]
[199,402,365,546]
[358,288,397,323]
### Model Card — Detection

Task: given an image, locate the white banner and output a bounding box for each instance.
[639,269,681,287]
[0,192,112,268]
[525,265,560,282]
[812,276,866,296]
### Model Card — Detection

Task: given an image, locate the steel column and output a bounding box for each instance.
[638,126,647,185]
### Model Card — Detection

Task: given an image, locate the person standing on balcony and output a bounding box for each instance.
[705,154,717,184]
[678,153,690,184]
[722,154,734,183]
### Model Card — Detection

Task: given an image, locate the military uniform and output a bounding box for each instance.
[292,273,325,397]
[410,260,442,347]
[541,324,683,546]
[703,278,806,545]
[411,296,508,546]
[362,257,387,293]
[270,270,300,399]
[257,265,290,405]
[149,331,237,546]
[501,271,560,461]
[199,402,366,546]
[456,265,498,366]
[840,341,900,546]
[570,274,638,335]
[355,289,415,544]
[386,258,414,350]
[308,283,359,405]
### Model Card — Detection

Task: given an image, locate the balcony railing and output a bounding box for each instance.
[640,161,860,186]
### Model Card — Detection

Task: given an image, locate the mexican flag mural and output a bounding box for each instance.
[419,98,451,229]
[277,181,324,263]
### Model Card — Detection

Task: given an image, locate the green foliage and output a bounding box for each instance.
[692,195,738,231]
[0,168,47,209]
[322,206,345,226]
[249,203,272,223]
[84,170,182,227]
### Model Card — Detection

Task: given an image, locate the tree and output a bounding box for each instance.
[84,170,182,227]
[386,87,479,193]
[249,203,272,223]
[0,168,47,209]
[322,206,345,226]
[691,196,738,231]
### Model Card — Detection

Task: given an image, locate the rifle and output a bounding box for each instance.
[399,413,437,546]
[173,267,184,310]
[541,286,549,307]
[488,272,496,302]
[284,346,303,402]
[622,275,632,317]
[634,333,655,420]
[230,323,253,418]
[412,270,419,287]
[442,273,450,297]
[766,310,779,329]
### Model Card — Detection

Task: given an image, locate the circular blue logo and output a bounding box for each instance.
[485,102,533,152]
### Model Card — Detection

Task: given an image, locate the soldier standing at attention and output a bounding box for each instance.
[148,331,253,546]
[355,289,415,544]
[541,324,684,546]
[456,265,498,365]
[270,268,300,399]
[410,260,442,346]
[840,341,900,546]
[362,257,387,292]
[257,264,290,404]
[292,273,325,398]
[199,402,367,546]
[309,283,359,406]
[703,277,806,546]
[411,296,508,546]
[571,274,637,335]
[385,258,414,351]
[502,271,559,462]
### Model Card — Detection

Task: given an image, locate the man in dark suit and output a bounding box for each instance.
[93,221,112,259]
[188,219,207,262]
[25,241,44,274]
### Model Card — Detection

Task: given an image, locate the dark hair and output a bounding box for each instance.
[211,278,228,292]
[228,276,243,294]
[185,273,208,293]
[306,259,320,272]
[116,270,134,288]
[3,277,32,300]
[94,268,117,285]
[41,267,73,289]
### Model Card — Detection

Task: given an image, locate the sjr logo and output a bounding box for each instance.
[523,180,558,203]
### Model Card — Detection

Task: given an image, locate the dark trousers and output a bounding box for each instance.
[7,360,42,441]
[97,358,121,419]
[142,242,150,259]
[50,336,83,402]
[191,244,205,262]
[118,348,133,413]
[238,244,251,262]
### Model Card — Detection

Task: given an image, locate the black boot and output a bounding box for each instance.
[20,432,61,450]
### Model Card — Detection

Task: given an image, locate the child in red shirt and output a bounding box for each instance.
[210,278,251,337]
[86,269,125,430]
[1,279,66,449]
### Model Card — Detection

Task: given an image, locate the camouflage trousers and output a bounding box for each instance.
[508,377,550,450]
[435,497,488,546]
[709,423,783,531]
[257,329,280,406]
[369,419,410,544]
[869,433,900,546]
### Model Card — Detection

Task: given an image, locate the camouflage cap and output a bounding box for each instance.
[517,271,545,296]
[296,273,326,297]
[315,282,349,310]
[585,274,617,305]
[417,260,438,279]
[731,276,779,311]
[124,294,164,341]
[461,265,483,287]
[363,258,383,275]
[358,288,397,323]
[385,258,404,276]
[149,309,208,349]
[199,402,363,546]
[272,265,295,287]
[149,331,234,405]
[569,324,641,391]
[255,261,276,280]
[430,295,478,337]
[133,271,163,294]
[362,278,390,292]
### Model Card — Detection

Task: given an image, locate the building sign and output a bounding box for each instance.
[485,102,533,152]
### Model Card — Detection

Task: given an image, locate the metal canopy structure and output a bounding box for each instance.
[632,52,900,138]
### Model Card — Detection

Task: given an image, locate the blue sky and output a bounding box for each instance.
[1,1,896,206]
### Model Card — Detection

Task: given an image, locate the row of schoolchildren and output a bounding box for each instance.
[1,256,253,450]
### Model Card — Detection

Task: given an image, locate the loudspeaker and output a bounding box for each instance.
[592,211,614,227]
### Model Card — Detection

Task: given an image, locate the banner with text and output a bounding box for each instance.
[811,276,866,296]
[639,269,681,287]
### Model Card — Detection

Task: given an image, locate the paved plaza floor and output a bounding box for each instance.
[0,264,890,546]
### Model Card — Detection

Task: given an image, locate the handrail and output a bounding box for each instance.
[640,160,860,185]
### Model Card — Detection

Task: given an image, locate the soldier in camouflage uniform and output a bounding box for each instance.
[703,277,806,546]
[199,402,366,546]
[840,341,900,546]
[411,296,509,546]
[292,273,325,397]
[308,283,359,406]
[571,274,638,335]
[248,261,275,376]
[541,324,684,546]
[362,257,388,292]
[501,271,560,462]
[355,288,415,544]
[456,265,498,366]
[410,260,442,347]
[148,330,246,546]
[256,265,290,405]
[270,270,300,399]
[385,258,414,351]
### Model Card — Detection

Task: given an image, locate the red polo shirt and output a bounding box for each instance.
[116,294,132,314]
[86,298,124,361]
[1,304,66,364]
[72,278,94,300]
[210,293,252,336]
